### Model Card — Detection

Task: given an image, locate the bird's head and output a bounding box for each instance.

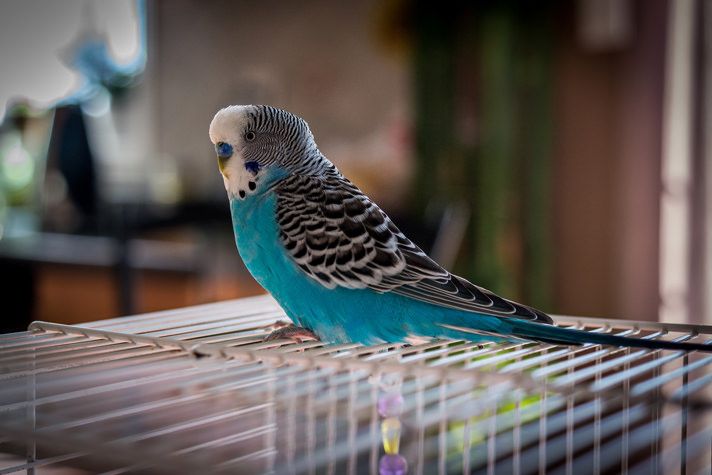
[209,105,320,200]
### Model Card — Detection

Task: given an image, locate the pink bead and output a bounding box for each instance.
[377,392,404,417]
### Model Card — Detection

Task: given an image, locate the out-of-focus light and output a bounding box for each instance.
[0,0,144,120]
[659,0,695,324]
[0,185,6,239]
[82,88,112,118]
[97,0,144,67]
[0,133,34,190]
[149,157,183,205]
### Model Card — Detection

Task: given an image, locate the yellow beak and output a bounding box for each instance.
[218,156,228,174]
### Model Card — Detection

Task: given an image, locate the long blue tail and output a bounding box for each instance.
[445,318,712,352]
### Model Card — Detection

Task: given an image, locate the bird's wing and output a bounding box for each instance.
[275,173,551,324]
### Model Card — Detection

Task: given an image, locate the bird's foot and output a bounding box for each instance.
[263,321,320,343]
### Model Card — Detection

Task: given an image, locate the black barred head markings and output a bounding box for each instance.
[209,105,324,200]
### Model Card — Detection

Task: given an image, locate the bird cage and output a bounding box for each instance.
[1,294,710,474]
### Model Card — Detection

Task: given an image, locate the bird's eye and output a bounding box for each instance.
[245,131,256,142]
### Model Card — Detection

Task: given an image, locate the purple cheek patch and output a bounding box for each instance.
[245,161,260,175]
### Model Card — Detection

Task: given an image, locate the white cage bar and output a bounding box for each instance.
[0,294,710,474]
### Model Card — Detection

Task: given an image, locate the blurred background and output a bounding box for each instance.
[0,0,710,332]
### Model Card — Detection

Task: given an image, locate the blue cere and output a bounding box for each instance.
[216,142,233,159]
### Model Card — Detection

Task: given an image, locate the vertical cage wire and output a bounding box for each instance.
[0,295,710,474]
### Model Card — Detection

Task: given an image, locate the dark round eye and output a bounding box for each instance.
[245,131,256,142]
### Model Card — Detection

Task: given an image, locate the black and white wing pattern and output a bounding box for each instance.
[275,172,552,324]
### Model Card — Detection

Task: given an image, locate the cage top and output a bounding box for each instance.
[1,294,711,474]
[17,294,712,398]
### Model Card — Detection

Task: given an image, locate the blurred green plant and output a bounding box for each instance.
[410,1,553,309]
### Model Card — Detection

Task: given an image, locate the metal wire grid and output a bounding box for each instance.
[0,294,711,474]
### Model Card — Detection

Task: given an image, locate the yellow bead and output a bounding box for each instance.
[381,417,402,454]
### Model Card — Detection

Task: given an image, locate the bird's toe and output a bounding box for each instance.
[264,324,320,343]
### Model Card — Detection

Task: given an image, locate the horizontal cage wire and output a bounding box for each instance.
[0,295,711,474]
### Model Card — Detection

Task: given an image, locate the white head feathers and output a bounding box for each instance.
[209,105,258,199]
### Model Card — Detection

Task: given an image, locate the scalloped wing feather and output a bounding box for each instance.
[275,173,552,324]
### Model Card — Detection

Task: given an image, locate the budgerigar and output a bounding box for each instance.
[209,105,710,352]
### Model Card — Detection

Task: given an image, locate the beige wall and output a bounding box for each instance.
[552,0,666,321]
[149,0,411,203]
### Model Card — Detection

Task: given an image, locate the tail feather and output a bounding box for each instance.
[443,319,712,353]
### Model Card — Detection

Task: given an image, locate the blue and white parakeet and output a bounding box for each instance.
[209,104,710,352]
